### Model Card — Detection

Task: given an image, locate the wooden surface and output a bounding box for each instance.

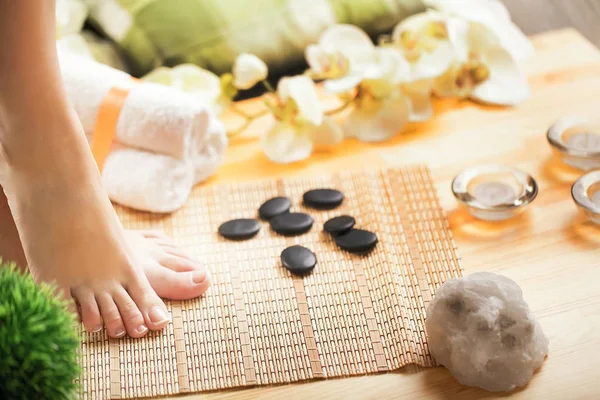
[176,29,600,399]
[502,0,600,47]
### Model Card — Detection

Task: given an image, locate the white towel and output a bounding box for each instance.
[57,52,227,213]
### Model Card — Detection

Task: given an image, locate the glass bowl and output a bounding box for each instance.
[452,164,538,221]
[547,116,600,171]
[572,170,600,224]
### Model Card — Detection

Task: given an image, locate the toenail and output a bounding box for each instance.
[193,271,207,284]
[136,325,148,334]
[148,306,170,325]
[92,325,103,333]
[115,326,126,337]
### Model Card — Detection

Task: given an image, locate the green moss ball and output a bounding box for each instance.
[0,263,80,399]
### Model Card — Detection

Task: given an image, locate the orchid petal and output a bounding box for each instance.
[318,24,376,72]
[324,75,362,94]
[305,44,327,74]
[318,24,374,54]
[471,47,529,105]
[278,76,324,125]
[411,41,455,80]
[404,80,434,122]
[309,117,344,146]
[232,53,268,90]
[262,122,313,163]
[392,10,448,40]
[346,95,410,142]
[142,67,174,86]
[171,64,222,103]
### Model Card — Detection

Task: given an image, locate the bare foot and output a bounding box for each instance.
[0,187,210,337]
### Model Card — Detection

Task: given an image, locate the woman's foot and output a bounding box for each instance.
[0,186,210,338]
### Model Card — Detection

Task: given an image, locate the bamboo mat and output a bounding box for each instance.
[78,166,463,399]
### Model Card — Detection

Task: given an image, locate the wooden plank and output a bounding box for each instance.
[178,29,600,399]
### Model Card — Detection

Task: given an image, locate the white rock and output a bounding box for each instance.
[426,272,549,392]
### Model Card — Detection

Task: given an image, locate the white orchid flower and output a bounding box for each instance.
[305,24,376,94]
[433,18,530,105]
[262,75,343,163]
[344,48,414,141]
[232,53,268,90]
[142,64,228,113]
[424,0,534,62]
[390,11,456,82]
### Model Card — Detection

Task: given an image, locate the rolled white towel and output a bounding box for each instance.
[56,52,228,213]
[102,146,195,214]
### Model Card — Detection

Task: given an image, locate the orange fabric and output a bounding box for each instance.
[91,78,138,171]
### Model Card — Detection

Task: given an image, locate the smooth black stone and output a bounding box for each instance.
[324,215,356,236]
[270,212,314,236]
[303,189,344,209]
[258,196,291,220]
[218,218,260,240]
[335,229,378,253]
[281,245,317,275]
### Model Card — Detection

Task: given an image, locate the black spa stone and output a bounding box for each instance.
[303,188,344,209]
[218,218,260,240]
[323,215,356,236]
[258,196,291,220]
[335,229,378,253]
[270,212,314,236]
[281,245,317,275]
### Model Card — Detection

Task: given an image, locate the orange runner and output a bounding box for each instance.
[91,78,138,171]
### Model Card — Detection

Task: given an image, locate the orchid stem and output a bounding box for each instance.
[262,80,276,93]
[226,118,252,137]
[225,109,270,137]
[230,104,251,118]
[231,104,269,119]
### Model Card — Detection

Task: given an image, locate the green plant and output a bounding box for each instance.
[0,262,80,399]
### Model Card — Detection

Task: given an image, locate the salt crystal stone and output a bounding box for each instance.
[426,272,549,392]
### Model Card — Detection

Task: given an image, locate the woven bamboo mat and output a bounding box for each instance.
[78,165,463,399]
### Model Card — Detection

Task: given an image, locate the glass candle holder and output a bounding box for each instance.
[547,116,600,171]
[452,164,538,221]
[572,170,600,224]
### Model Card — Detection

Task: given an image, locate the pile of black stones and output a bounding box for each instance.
[218,188,378,276]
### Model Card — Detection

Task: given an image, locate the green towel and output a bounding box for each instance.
[86,0,425,77]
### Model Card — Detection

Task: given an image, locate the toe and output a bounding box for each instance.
[72,288,103,333]
[96,292,127,338]
[159,253,200,272]
[113,287,149,338]
[162,246,195,261]
[138,230,174,243]
[146,266,211,300]
[127,279,171,330]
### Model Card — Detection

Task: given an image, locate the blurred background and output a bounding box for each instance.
[502,0,599,46]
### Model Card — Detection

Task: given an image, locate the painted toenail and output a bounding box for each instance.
[148,307,170,325]
[136,325,148,334]
[193,271,207,284]
[115,327,126,337]
[92,325,103,333]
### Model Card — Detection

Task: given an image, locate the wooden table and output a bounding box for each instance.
[181,29,600,399]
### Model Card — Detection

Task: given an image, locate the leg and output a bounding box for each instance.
[0,1,210,338]
[0,185,26,269]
